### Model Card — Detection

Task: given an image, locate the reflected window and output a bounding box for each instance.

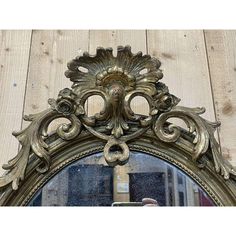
[28,152,215,206]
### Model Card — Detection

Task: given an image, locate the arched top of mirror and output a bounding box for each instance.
[0,46,236,206]
[27,152,215,207]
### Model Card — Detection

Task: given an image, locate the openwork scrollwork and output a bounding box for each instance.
[0,45,235,192]
[0,109,81,190]
[154,106,236,179]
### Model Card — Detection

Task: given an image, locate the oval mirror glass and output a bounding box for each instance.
[28,152,215,206]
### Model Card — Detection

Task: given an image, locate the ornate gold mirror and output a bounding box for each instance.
[0,46,236,206]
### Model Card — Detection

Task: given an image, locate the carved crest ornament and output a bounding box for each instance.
[0,46,236,206]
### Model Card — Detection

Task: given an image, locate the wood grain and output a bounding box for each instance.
[22,30,89,131]
[147,30,216,129]
[0,30,32,174]
[204,30,236,165]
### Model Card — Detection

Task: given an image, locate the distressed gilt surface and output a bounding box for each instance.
[85,30,148,202]
[88,30,148,116]
[0,30,236,205]
[0,44,236,201]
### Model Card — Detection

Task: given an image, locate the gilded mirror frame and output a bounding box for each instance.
[0,46,236,206]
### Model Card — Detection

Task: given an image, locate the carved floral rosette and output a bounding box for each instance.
[0,45,236,192]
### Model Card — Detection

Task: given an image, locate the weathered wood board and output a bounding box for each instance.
[22,30,89,132]
[0,30,32,174]
[204,30,236,165]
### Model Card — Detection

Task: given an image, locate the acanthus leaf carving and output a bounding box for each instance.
[0,102,82,190]
[0,109,53,190]
[0,45,235,192]
[153,106,236,179]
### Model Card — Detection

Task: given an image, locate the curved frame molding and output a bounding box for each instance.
[0,46,236,206]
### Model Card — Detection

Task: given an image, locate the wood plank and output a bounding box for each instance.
[204,30,236,165]
[0,30,32,174]
[147,30,216,127]
[88,30,148,116]
[22,30,89,131]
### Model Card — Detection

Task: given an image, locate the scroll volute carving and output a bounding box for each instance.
[0,45,236,192]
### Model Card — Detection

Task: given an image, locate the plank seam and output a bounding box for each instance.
[203,30,222,153]
[145,29,148,54]
[19,30,33,142]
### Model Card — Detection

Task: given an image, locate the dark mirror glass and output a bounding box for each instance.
[28,152,215,206]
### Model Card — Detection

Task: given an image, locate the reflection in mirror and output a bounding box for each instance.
[28,152,215,206]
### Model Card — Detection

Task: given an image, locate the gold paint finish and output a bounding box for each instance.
[0,46,236,206]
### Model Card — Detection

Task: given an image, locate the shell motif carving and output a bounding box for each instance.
[0,45,235,191]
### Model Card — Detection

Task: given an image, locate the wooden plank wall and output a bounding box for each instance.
[204,30,236,166]
[0,30,236,176]
[0,30,32,174]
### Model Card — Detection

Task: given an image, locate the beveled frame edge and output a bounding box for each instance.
[1,131,236,206]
